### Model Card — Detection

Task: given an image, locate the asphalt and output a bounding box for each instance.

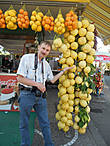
[31,76,110,146]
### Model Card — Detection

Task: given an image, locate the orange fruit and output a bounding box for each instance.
[25,20,29,25]
[19,9,24,14]
[0,21,2,26]
[45,18,51,24]
[44,24,50,31]
[18,21,22,26]
[50,16,54,21]
[21,18,25,23]
[51,21,54,26]
[18,14,21,18]
[22,23,26,28]
[17,18,20,22]
[69,10,74,16]
[1,18,5,24]
[0,9,2,14]
[23,11,28,16]
[50,26,53,31]
[42,20,45,26]
[25,24,29,29]
[65,22,68,26]
[1,23,5,28]
[24,16,29,20]
[68,25,72,30]
[66,13,71,17]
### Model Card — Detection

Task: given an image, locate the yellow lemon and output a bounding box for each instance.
[32,11,37,16]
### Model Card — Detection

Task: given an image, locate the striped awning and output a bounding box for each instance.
[82,0,110,45]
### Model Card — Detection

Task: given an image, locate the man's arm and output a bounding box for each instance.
[17,75,46,93]
[50,66,75,84]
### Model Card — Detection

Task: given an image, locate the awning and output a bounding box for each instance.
[95,55,110,62]
[83,0,110,45]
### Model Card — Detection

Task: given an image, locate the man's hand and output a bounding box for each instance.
[63,65,75,72]
[36,82,46,93]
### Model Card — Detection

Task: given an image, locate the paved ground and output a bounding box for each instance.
[32,75,110,146]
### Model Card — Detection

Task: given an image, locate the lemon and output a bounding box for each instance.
[55,112,61,120]
[31,16,36,21]
[5,16,11,22]
[37,25,42,32]
[11,17,16,23]
[8,10,16,17]
[36,14,42,21]
[30,21,34,26]
[4,11,9,17]
[32,24,37,31]
[56,21,61,27]
[59,17,64,23]
[35,21,41,26]
[38,12,43,17]
[32,11,37,16]
[8,21,14,28]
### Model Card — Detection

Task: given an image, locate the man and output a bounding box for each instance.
[17,41,74,146]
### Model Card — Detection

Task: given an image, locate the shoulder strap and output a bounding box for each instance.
[34,53,45,84]
[34,53,38,81]
[35,53,38,70]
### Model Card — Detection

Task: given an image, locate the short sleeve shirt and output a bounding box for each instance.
[17,54,53,86]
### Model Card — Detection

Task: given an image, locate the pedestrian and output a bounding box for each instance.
[13,55,20,73]
[17,41,74,146]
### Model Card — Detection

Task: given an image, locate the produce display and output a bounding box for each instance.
[65,9,78,31]
[0,5,97,135]
[42,9,54,32]
[30,7,43,32]
[0,9,6,28]
[54,9,65,35]
[4,5,17,30]
[93,69,103,95]
[53,12,96,134]
[17,6,30,29]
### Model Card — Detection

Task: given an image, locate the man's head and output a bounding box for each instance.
[38,41,51,59]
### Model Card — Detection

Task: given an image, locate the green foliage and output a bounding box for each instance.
[78,106,89,128]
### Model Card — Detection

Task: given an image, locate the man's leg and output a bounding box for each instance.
[34,97,54,146]
[19,91,34,146]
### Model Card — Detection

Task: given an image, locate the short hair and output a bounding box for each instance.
[16,55,19,59]
[40,41,52,49]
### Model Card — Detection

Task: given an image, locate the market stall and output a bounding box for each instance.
[0,0,99,138]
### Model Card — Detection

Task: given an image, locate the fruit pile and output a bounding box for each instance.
[65,10,78,31]
[30,8,43,32]
[4,6,17,30]
[53,17,96,134]
[0,9,6,28]
[17,7,30,29]
[54,9,65,35]
[42,10,54,31]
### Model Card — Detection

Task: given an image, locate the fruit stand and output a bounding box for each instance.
[0,0,98,135]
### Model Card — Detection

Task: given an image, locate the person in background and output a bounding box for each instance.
[0,93,18,105]
[2,56,11,72]
[17,41,74,146]
[13,55,20,73]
